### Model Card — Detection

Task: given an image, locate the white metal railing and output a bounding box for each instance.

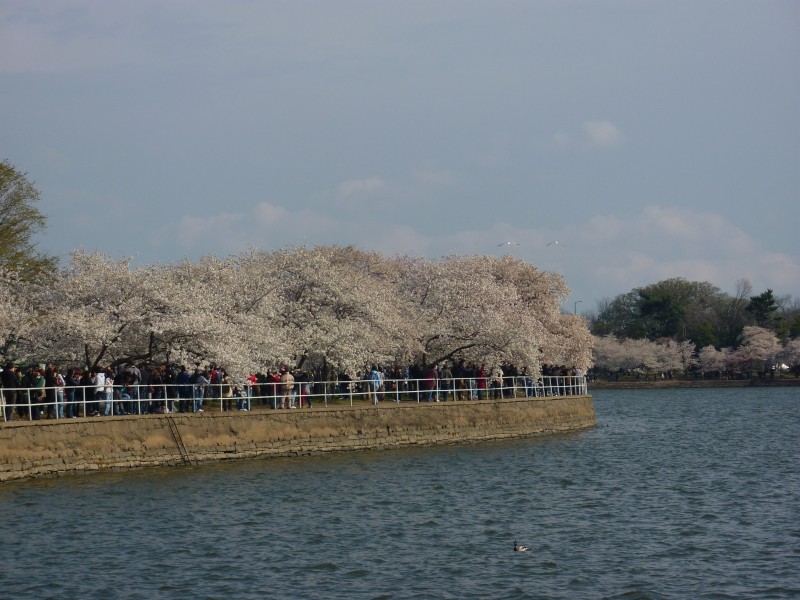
[0,375,588,422]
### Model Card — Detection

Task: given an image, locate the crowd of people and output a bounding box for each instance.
[0,359,585,422]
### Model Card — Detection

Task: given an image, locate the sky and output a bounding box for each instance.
[2,0,799,313]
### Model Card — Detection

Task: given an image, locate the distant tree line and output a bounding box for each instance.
[588,278,800,377]
[589,278,799,347]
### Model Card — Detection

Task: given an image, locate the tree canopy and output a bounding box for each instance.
[0,160,56,278]
[2,247,593,377]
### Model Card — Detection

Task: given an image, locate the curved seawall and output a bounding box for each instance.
[0,395,594,482]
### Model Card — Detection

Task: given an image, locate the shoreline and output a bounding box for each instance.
[589,378,800,390]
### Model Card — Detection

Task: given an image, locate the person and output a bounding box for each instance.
[79,369,93,416]
[1,363,18,421]
[302,372,313,408]
[192,369,208,413]
[452,359,466,401]
[28,368,45,420]
[243,372,257,410]
[232,385,245,410]
[522,367,536,398]
[440,363,453,402]
[91,369,105,416]
[491,366,504,400]
[164,364,178,412]
[294,371,307,408]
[114,375,131,415]
[220,368,233,411]
[369,365,382,405]
[54,366,66,418]
[127,361,143,414]
[149,367,164,413]
[176,366,191,413]
[102,368,114,416]
[280,367,295,409]
[477,365,488,400]
[423,365,438,402]
[269,368,281,409]
[44,365,58,419]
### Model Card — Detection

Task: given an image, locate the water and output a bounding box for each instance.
[1,387,798,599]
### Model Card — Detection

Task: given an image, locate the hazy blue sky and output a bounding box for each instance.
[2,0,798,311]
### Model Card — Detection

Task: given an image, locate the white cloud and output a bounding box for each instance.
[583,120,624,148]
[175,212,246,255]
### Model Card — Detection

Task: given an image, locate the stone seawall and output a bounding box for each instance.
[0,396,595,482]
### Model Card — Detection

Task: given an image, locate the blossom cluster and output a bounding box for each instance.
[1,247,593,378]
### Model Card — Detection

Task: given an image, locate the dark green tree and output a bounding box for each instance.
[590,290,648,339]
[0,160,56,278]
[638,285,686,339]
[746,289,779,328]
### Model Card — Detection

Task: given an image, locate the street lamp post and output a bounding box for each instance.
[574,300,583,314]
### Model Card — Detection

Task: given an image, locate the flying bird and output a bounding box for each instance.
[545,241,560,246]
[514,540,530,552]
[497,241,520,247]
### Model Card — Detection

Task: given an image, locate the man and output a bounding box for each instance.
[280,366,295,409]
[192,369,208,413]
[0,363,18,421]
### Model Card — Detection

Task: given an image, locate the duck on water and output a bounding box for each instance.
[514,541,530,552]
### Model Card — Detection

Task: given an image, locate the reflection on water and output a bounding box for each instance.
[1,387,798,599]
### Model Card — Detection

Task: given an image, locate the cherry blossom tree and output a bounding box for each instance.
[653,339,697,374]
[592,335,697,377]
[734,326,781,373]
[591,335,626,372]
[389,254,580,374]
[778,338,800,372]
[267,246,413,377]
[11,247,595,380]
[697,345,732,378]
[37,251,168,369]
[0,269,44,362]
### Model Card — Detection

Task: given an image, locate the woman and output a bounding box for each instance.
[102,368,114,416]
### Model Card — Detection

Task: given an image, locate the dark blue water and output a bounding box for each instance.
[1,388,798,599]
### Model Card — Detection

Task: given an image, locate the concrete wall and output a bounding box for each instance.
[0,396,595,482]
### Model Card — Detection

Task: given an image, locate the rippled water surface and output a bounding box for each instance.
[1,387,799,599]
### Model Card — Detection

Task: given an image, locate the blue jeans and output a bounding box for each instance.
[193,387,204,412]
